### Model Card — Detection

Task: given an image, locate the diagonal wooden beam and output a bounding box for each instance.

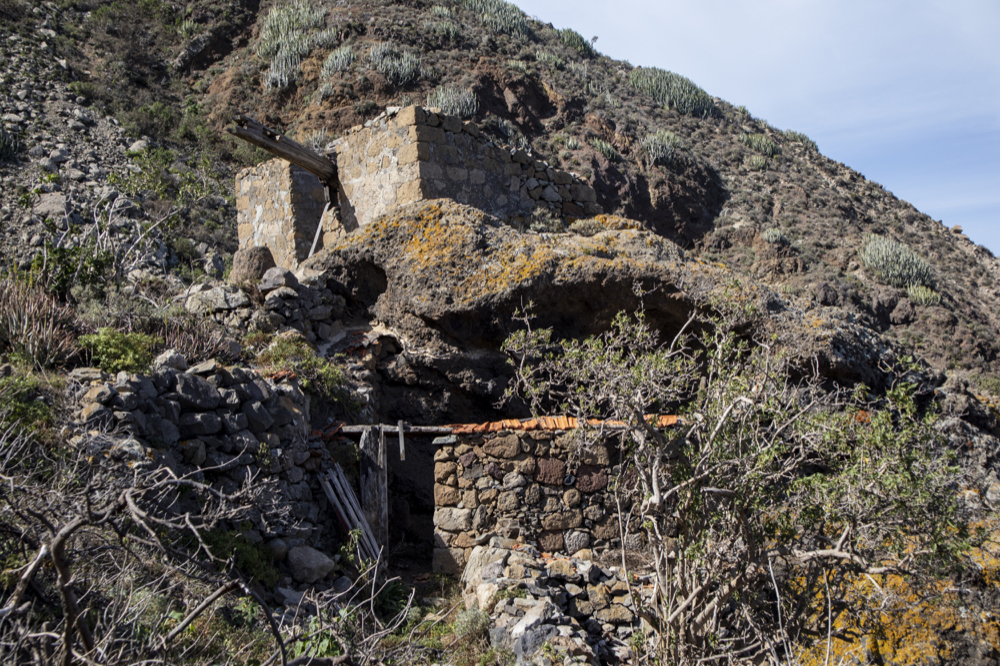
[226,114,337,185]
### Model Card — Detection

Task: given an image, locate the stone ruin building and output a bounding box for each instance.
[235,105,601,269]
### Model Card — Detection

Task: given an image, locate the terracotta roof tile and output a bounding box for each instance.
[446,414,678,435]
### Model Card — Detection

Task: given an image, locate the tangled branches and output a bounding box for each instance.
[503,302,971,664]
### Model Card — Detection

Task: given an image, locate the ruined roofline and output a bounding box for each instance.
[330,414,678,437]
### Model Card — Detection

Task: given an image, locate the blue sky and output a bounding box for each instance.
[510,0,1000,254]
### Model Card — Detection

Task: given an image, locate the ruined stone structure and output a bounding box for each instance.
[431,428,634,576]
[236,160,328,270]
[235,106,601,267]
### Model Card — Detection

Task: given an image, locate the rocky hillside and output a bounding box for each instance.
[2,0,999,395]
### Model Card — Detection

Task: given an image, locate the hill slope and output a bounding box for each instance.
[2,0,998,390]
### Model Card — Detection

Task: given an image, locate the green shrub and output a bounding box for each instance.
[79,328,162,374]
[738,133,781,157]
[557,28,595,57]
[859,235,934,288]
[762,227,788,244]
[255,337,347,401]
[459,0,530,39]
[0,125,21,162]
[429,5,453,17]
[535,50,564,69]
[321,45,355,77]
[590,137,619,162]
[528,208,564,234]
[745,154,768,171]
[0,276,78,369]
[423,19,461,41]
[907,284,941,306]
[426,85,479,118]
[642,129,680,165]
[368,42,420,87]
[628,67,715,117]
[0,374,54,434]
[453,609,491,639]
[783,129,818,152]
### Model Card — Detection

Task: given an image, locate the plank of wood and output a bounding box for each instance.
[227,115,337,184]
[398,419,405,461]
[359,427,388,550]
[339,425,454,435]
[327,465,379,561]
[317,474,351,534]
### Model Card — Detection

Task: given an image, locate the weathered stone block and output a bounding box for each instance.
[575,465,608,492]
[408,125,445,144]
[434,461,458,482]
[395,105,426,127]
[483,435,520,458]
[434,507,472,532]
[398,141,430,165]
[435,484,460,506]
[541,510,583,531]
[535,457,566,485]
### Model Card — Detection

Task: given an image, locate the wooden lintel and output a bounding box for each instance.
[339,425,454,435]
[227,114,337,185]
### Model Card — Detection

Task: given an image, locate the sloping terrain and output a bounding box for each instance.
[2,0,999,393]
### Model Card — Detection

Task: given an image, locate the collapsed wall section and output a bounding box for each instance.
[330,106,601,231]
[432,429,634,575]
[235,160,327,270]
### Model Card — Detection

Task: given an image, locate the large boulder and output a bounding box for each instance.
[287,546,336,584]
[230,246,276,284]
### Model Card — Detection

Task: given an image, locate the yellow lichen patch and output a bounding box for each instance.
[588,214,645,232]
[796,522,1000,666]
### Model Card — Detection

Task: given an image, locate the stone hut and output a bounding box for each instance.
[235,106,601,269]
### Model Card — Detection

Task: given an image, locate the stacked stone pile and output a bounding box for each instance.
[432,431,639,575]
[69,352,348,569]
[462,541,650,666]
[185,264,347,343]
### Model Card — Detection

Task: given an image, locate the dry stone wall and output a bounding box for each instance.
[236,160,328,270]
[432,430,634,576]
[69,354,358,586]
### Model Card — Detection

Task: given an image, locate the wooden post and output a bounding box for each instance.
[359,426,388,550]
[398,419,405,461]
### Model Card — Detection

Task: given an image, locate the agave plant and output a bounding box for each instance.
[426,86,479,118]
[628,67,715,118]
[0,276,78,369]
[859,235,934,288]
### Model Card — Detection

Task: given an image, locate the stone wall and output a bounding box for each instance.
[432,430,631,576]
[236,160,328,270]
[70,353,360,583]
[328,106,601,232]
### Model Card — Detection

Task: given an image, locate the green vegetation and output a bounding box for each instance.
[321,45,356,78]
[426,85,479,117]
[0,275,78,369]
[0,373,55,434]
[738,132,781,157]
[503,305,972,664]
[369,42,421,87]
[254,336,348,402]
[745,154,768,171]
[557,28,595,57]
[79,328,162,374]
[641,129,680,166]
[784,129,818,152]
[907,283,942,306]
[459,0,530,39]
[255,0,328,90]
[590,137,619,162]
[535,50,564,69]
[628,67,716,117]
[860,234,934,288]
[762,227,788,244]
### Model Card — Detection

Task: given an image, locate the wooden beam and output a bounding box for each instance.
[226,115,337,184]
[359,427,388,550]
[339,425,454,435]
